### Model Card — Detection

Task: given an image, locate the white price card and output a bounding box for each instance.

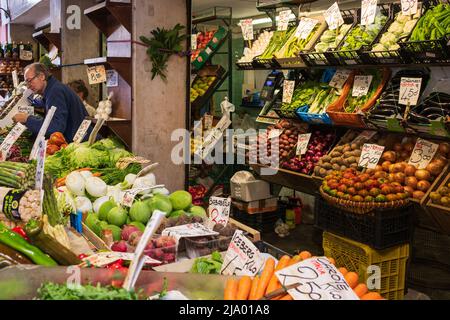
[30,106,57,160]
[324,2,344,30]
[268,128,283,140]
[295,18,319,40]
[106,70,119,87]
[20,49,33,61]
[34,137,47,190]
[352,75,373,97]
[121,188,151,207]
[402,0,418,16]
[12,70,19,88]
[408,138,439,169]
[399,77,422,106]
[162,223,219,241]
[352,130,377,145]
[220,230,264,277]
[296,133,312,156]
[278,10,291,31]
[191,33,198,50]
[0,123,26,161]
[358,143,385,169]
[361,0,378,26]
[86,65,107,85]
[275,257,359,300]
[18,105,34,115]
[73,119,92,143]
[283,80,295,104]
[329,70,351,89]
[240,19,254,41]
[80,252,160,268]
[208,196,231,228]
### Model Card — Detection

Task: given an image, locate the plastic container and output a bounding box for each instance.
[184,235,232,259]
[254,241,291,259]
[295,105,333,125]
[232,207,282,233]
[143,236,178,265]
[315,197,414,250]
[323,231,409,300]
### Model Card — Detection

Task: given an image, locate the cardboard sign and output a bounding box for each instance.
[268,129,283,140]
[80,252,160,268]
[12,70,19,88]
[73,119,92,144]
[282,80,295,104]
[208,196,231,228]
[402,0,418,16]
[275,257,359,300]
[324,2,344,30]
[34,137,47,190]
[295,18,319,39]
[352,130,377,145]
[296,133,312,156]
[121,188,151,207]
[329,70,351,89]
[0,123,26,161]
[20,49,33,61]
[86,65,107,85]
[399,77,422,106]
[191,33,198,50]
[18,105,34,115]
[408,138,439,169]
[220,230,264,277]
[278,10,291,31]
[162,223,219,241]
[240,19,254,41]
[30,106,56,160]
[358,143,385,169]
[352,75,373,97]
[361,0,378,26]
[106,70,119,87]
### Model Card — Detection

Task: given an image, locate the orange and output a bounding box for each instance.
[344,272,359,289]
[338,267,348,276]
[299,251,312,260]
[360,292,383,300]
[353,283,368,298]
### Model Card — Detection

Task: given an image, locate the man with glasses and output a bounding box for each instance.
[12,62,90,142]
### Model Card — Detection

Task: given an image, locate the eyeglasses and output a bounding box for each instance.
[25,74,38,84]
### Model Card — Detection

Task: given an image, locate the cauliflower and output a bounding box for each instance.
[389,44,400,51]
[380,32,397,45]
[403,19,418,35]
[396,14,411,24]
[388,21,404,35]
[372,43,387,52]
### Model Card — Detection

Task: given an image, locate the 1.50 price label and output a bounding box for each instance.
[399,77,422,106]
[358,144,385,169]
[408,138,438,169]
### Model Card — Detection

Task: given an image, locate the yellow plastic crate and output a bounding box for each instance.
[323,231,409,300]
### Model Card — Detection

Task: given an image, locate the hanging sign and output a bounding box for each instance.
[0,123,26,161]
[361,0,378,26]
[295,18,319,39]
[399,77,422,106]
[408,138,439,169]
[207,196,231,228]
[358,143,385,169]
[278,10,291,31]
[324,2,344,30]
[296,133,312,156]
[73,119,92,144]
[18,105,34,115]
[282,80,295,104]
[86,65,107,85]
[352,75,373,97]
[240,19,254,41]
[329,70,351,89]
[401,0,418,16]
[191,33,198,50]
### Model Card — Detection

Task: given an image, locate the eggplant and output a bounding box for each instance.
[420,107,449,117]
[408,112,430,124]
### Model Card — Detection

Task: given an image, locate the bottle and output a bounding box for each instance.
[4,43,12,58]
[12,42,19,59]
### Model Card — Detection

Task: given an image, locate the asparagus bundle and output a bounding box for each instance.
[0,162,36,189]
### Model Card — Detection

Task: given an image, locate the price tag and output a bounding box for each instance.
[220,230,264,277]
[162,223,219,241]
[34,137,47,190]
[295,18,319,39]
[352,75,373,97]
[324,2,344,30]
[275,257,359,300]
[204,114,214,131]
[73,119,92,144]
[20,49,33,61]
[283,80,295,104]
[18,105,34,115]
[121,187,151,207]
[296,133,311,156]
[358,143,385,169]
[207,196,231,228]
[361,0,378,26]
[329,70,351,89]
[0,123,26,161]
[191,33,198,50]
[402,0,418,16]
[86,65,107,85]
[106,70,118,87]
[88,118,105,146]
[240,19,254,41]
[278,10,291,31]
[80,252,160,268]
[268,129,283,140]
[12,70,19,88]
[352,130,377,145]
[399,77,422,106]
[30,106,57,160]
[408,138,439,169]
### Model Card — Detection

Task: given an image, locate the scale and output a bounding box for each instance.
[256,71,285,124]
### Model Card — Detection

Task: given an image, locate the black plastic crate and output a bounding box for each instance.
[232,207,282,233]
[254,241,291,259]
[314,197,414,250]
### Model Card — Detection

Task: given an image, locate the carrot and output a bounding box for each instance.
[299,251,312,261]
[236,276,252,300]
[353,283,368,298]
[338,267,348,276]
[279,294,293,300]
[265,255,291,295]
[288,255,302,266]
[327,257,336,266]
[92,172,102,177]
[248,276,260,300]
[360,292,383,300]
[224,279,238,300]
[55,177,66,187]
[254,258,275,300]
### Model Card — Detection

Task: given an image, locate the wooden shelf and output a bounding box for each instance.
[32,30,61,52]
[84,57,131,86]
[89,117,132,150]
[84,0,132,37]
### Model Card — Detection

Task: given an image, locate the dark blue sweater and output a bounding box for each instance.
[25,76,89,142]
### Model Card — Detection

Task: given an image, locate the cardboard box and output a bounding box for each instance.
[231,179,271,202]
[232,197,278,214]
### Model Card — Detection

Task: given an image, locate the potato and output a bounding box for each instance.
[330,158,339,164]
[330,151,342,158]
[350,163,358,169]
[343,151,353,159]
[322,155,332,162]
[351,143,360,150]
[343,145,352,153]
[340,165,347,171]
[337,157,346,166]
[352,150,362,157]
[322,163,332,170]
[346,156,356,164]
[334,146,344,153]
[332,164,341,171]
[281,134,288,140]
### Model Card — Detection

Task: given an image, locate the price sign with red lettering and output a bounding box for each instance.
[361,0,378,26]
[358,144,385,169]
[296,133,311,156]
[73,119,92,143]
[208,196,231,228]
[408,138,439,169]
[0,123,26,161]
[324,2,344,30]
[220,230,264,277]
[283,80,295,104]
[275,257,359,300]
[329,69,351,89]
[240,19,254,41]
[402,0,418,16]
[399,77,422,106]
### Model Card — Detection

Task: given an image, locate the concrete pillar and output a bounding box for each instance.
[132,0,188,192]
[60,0,100,107]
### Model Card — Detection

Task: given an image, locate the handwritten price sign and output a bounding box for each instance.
[268,128,283,140]
[361,0,378,26]
[208,196,231,228]
[283,80,295,104]
[240,19,254,41]
[86,65,107,85]
[399,77,422,106]
[162,223,219,240]
[295,18,319,40]
[220,230,264,277]
[408,138,439,169]
[358,143,385,169]
[402,0,418,16]
[34,137,47,190]
[329,69,351,89]
[275,257,359,300]
[324,2,344,30]
[296,133,311,156]
[278,10,291,31]
[352,75,373,97]
[73,119,92,143]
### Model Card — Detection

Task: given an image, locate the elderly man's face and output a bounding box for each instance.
[24,68,46,94]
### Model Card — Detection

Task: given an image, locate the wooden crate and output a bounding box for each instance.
[410,162,450,207]
[426,171,450,235]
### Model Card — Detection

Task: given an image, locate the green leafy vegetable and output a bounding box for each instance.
[190,251,223,274]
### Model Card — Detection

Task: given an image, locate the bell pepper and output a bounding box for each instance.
[49,132,67,147]
[11,226,29,242]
